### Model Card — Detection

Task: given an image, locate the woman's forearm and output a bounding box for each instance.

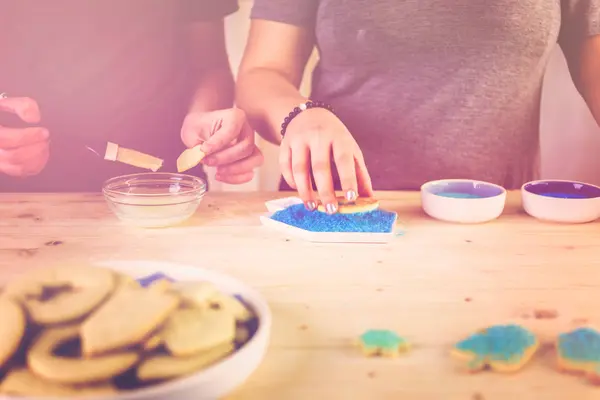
[236,67,308,145]
[189,68,235,113]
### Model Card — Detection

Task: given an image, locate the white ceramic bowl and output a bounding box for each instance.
[521,179,600,223]
[421,179,507,223]
[1,260,272,400]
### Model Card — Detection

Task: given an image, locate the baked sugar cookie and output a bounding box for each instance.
[451,324,538,373]
[81,286,180,356]
[0,368,117,397]
[137,343,234,381]
[170,281,219,309]
[0,297,26,369]
[27,325,139,384]
[209,293,253,322]
[358,329,410,357]
[162,308,236,357]
[3,265,116,325]
[317,196,380,214]
[556,327,600,384]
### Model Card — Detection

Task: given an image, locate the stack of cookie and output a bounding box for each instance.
[0,265,256,397]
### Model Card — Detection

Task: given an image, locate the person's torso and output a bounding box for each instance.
[310,0,561,189]
[0,1,200,192]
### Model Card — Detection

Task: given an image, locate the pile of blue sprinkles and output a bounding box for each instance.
[270,203,397,233]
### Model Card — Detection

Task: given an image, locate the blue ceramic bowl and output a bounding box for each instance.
[521,180,600,223]
[421,179,507,223]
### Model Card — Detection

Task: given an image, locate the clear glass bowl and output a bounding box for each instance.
[102,173,207,228]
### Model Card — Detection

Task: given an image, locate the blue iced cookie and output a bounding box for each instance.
[557,327,600,384]
[451,324,539,373]
[358,329,410,357]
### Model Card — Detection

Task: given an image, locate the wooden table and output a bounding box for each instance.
[1,191,600,399]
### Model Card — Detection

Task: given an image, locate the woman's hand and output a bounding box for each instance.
[0,96,50,177]
[181,108,264,184]
[280,108,374,213]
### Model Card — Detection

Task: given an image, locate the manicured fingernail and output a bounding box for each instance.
[345,190,357,201]
[325,203,338,214]
[305,201,316,211]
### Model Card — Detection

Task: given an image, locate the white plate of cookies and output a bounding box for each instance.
[0,260,271,400]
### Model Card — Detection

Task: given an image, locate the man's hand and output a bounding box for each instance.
[0,97,50,177]
[180,108,263,184]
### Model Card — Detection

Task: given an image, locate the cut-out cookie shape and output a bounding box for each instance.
[358,329,410,357]
[161,308,236,357]
[3,265,116,325]
[0,297,26,369]
[27,325,140,385]
[451,324,539,373]
[557,327,600,384]
[81,286,180,356]
[0,368,117,397]
[137,343,234,382]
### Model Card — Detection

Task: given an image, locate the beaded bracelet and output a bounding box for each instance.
[280,100,335,138]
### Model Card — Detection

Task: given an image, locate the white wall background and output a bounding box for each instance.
[210,0,600,192]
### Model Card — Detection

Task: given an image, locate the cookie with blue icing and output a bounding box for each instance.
[358,329,410,357]
[557,327,600,384]
[451,324,539,373]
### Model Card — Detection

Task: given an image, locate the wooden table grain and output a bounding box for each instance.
[1,191,600,400]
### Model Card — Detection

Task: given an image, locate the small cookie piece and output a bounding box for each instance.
[451,324,539,373]
[358,329,410,357]
[147,278,173,293]
[137,343,234,381]
[27,325,140,385]
[317,196,380,214]
[209,293,254,322]
[0,297,26,369]
[556,327,600,384]
[177,145,206,173]
[162,308,236,357]
[3,265,116,325]
[169,281,219,309]
[0,368,117,397]
[81,286,180,356]
[143,334,163,352]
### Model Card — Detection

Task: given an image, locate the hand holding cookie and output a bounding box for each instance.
[280,108,374,214]
[0,265,258,397]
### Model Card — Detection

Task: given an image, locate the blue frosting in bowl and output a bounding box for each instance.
[523,180,600,199]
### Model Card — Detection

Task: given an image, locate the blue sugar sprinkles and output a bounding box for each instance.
[270,203,397,233]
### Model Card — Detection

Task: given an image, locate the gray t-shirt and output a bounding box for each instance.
[252,0,600,190]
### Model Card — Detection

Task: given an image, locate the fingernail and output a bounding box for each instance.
[325,203,338,214]
[345,189,357,202]
[305,201,316,211]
